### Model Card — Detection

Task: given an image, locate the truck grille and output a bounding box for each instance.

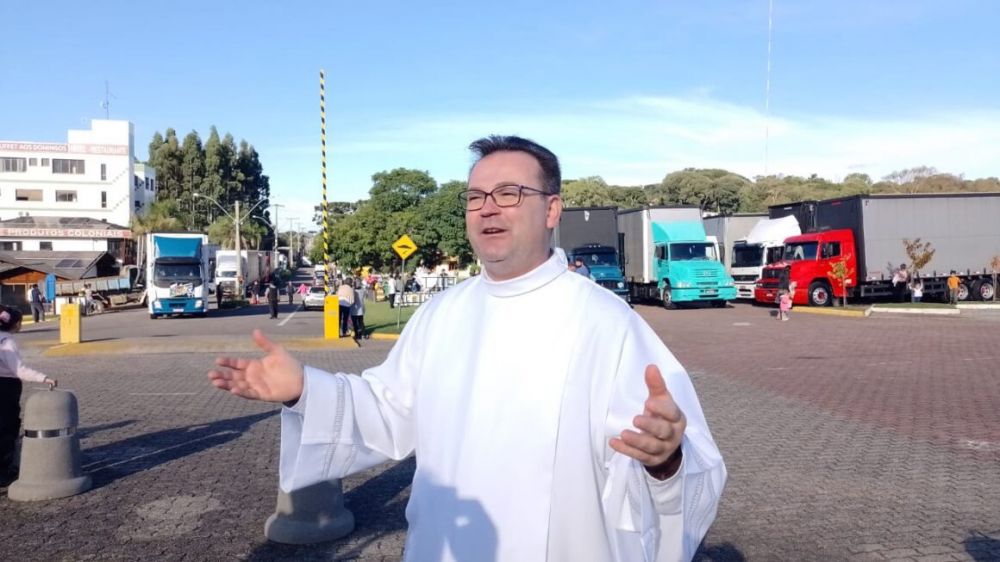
[733,274,758,282]
[597,280,620,290]
[695,269,717,278]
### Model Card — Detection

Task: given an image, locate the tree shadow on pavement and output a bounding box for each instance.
[80,410,277,490]
[245,457,416,561]
[695,542,747,561]
[964,531,1000,561]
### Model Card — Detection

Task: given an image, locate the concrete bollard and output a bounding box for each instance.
[264,479,355,544]
[9,389,92,502]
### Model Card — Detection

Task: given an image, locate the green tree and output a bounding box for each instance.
[368,168,437,213]
[180,131,205,229]
[561,177,612,207]
[416,180,473,267]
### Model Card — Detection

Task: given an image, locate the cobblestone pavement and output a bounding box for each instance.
[2,303,999,561]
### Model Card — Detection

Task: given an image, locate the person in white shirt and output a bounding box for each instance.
[0,307,57,477]
[208,135,725,561]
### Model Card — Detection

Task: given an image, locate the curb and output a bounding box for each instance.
[42,335,360,357]
[869,306,961,316]
[956,303,1000,310]
[792,306,871,318]
[370,333,400,341]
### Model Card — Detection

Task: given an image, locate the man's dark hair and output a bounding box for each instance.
[468,135,561,195]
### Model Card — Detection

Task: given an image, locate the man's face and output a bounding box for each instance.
[466,151,562,281]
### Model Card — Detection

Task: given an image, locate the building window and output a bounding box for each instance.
[101,191,107,208]
[15,189,43,201]
[101,163,107,180]
[40,241,53,251]
[1,157,27,172]
[52,158,85,174]
[29,158,38,166]
[56,190,78,202]
[151,179,156,191]
[41,158,49,166]
[0,241,23,251]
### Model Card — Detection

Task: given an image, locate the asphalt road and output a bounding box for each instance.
[3,296,999,561]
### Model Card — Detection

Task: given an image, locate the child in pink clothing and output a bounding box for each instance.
[778,289,792,321]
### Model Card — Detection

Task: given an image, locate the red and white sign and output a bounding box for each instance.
[0,227,131,239]
[0,142,129,156]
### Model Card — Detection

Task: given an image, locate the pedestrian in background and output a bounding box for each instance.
[29,284,45,323]
[336,278,355,337]
[947,271,961,304]
[351,281,367,341]
[0,306,57,480]
[778,288,792,321]
[892,263,910,302]
[266,282,279,319]
[910,277,924,303]
[386,274,397,308]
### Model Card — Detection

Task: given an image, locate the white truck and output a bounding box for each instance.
[146,232,212,318]
[729,215,801,299]
[215,249,268,301]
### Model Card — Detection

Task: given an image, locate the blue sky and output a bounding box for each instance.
[3,0,998,227]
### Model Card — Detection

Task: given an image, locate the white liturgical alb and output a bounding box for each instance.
[280,249,726,561]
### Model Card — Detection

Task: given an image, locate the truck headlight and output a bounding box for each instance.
[195,300,203,308]
[617,281,625,289]
[676,281,691,288]
[154,300,161,309]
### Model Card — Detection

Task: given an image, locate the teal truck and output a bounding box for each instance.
[618,206,736,308]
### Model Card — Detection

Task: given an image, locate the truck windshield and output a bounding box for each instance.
[765,246,784,264]
[784,241,818,261]
[575,252,618,267]
[155,263,202,282]
[731,244,764,268]
[216,270,237,279]
[669,243,717,261]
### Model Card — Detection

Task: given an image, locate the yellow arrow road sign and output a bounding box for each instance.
[393,234,418,260]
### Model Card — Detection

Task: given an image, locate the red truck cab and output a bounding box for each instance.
[755,229,858,306]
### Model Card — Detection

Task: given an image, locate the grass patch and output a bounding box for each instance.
[364,298,419,334]
[874,302,955,309]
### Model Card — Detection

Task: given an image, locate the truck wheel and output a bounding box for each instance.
[807,281,832,307]
[957,282,971,302]
[149,314,157,320]
[973,280,995,301]
[661,285,674,309]
[711,300,727,308]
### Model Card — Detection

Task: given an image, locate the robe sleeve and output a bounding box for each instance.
[601,312,727,562]
[278,301,431,493]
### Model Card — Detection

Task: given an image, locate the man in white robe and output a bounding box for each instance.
[209,135,726,561]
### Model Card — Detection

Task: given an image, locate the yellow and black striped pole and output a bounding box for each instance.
[320,69,330,294]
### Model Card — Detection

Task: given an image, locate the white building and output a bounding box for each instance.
[0,119,156,228]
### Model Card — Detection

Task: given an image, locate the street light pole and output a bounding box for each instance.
[194,193,266,302]
[235,199,242,299]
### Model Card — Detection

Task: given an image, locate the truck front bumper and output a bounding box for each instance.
[671,286,736,303]
[152,297,206,315]
[735,282,757,299]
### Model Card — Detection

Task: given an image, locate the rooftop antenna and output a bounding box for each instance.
[100,80,116,119]
[763,0,774,177]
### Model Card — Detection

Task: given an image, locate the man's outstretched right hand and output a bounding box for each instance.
[207,329,304,403]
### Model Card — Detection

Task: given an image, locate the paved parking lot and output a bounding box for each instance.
[2,303,998,561]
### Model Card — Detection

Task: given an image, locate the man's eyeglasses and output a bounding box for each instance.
[458,184,551,211]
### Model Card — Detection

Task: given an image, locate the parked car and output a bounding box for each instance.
[302,286,328,310]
